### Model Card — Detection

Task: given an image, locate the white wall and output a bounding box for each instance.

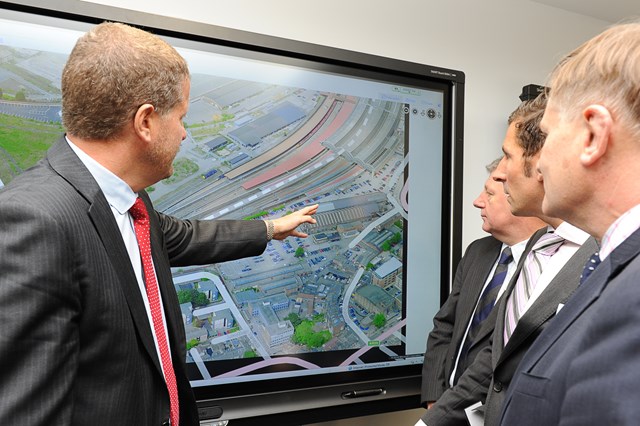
[78,0,611,423]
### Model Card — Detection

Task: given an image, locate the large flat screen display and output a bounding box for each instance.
[0,1,464,423]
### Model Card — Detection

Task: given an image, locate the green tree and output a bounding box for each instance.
[373,313,386,328]
[308,332,326,348]
[286,312,302,327]
[194,291,209,307]
[293,320,313,344]
[15,89,26,101]
[292,320,332,348]
[295,247,305,258]
[186,339,199,351]
[177,290,192,304]
[381,241,391,251]
[177,289,210,307]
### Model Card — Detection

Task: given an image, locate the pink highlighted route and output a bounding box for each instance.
[214,356,321,379]
[211,318,406,379]
[339,318,407,367]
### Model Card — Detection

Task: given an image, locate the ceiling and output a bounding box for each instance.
[532,0,640,23]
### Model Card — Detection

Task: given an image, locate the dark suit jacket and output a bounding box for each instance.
[500,228,640,426]
[0,138,267,425]
[421,236,503,405]
[421,227,598,426]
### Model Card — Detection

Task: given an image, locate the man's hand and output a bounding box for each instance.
[269,204,318,240]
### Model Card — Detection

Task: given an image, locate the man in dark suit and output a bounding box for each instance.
[0,23,316,425]
[420,159,545,408]
[501,22,640,426]
[417,93,597,426]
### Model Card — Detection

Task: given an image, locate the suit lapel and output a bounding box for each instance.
[145,201,195,412]
[520,228,640,371]
[468,294,503,352]
[518,260,609,371]
[464,240,503,351]
[606,227,640,281]
[47,137,163,375]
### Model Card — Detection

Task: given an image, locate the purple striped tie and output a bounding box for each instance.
[503,231,565,345]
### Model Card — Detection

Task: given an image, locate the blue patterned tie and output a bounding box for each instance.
[454,247,513,383]
[469,247,513,329]
[580,252,601,285]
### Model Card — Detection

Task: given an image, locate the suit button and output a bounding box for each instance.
[493,381,503,392]
[161,420,170,426]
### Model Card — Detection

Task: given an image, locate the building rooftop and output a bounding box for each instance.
[374,257,402,279]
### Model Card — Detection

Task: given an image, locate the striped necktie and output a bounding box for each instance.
[503,231,565,345]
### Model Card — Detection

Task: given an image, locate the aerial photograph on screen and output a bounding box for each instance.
[0,30,411,383]
[169,75,408,383]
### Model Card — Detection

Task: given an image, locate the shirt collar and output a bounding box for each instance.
[599,203,640,260]
[505,238,528,266]
[553,221,590,246]
[65,136,137,214]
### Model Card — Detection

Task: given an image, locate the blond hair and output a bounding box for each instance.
[61,22,189,140]
[548,21,640,137]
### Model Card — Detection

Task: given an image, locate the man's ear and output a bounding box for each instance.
[133,103,155,143]
[580,104,612,166]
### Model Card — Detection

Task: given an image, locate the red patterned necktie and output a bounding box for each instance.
[130,197,179,426]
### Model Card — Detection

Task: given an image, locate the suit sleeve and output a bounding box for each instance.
[421,332,494,426]
[155,211,268,267]
[421,249,469,404]
[0,198,80,424]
